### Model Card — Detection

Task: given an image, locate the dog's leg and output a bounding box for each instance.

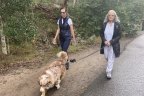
[61,70,66,80]
[40,87,46,96]
[41,92,45,96]
[55,79,61,89]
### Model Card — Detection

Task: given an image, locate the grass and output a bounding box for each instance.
[0,36,96,69]
[0,43,38,68]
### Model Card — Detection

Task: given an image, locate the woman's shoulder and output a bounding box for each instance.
[67,17,72,21]
[102,22,107,28]
[115,21,120,25]
[114,22,121,30]
[66,17,73,24]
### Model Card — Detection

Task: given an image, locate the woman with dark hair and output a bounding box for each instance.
[53,7,76,52]
[53,7,76,70]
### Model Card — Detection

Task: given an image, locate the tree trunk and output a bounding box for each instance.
[63,0,68,8]
[73,0,76,7]
[55,0,59,3]
[0,16,7,55]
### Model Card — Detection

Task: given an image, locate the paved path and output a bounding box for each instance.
[81,34,144,96]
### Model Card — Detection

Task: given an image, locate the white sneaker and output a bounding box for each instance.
[106,72,112,79]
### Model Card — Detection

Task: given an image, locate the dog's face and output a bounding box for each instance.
[39,74,53,91]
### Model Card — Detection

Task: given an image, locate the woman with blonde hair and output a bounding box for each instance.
[100,10,121,79]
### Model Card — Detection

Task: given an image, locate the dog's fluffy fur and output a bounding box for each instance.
[39,51,68,96]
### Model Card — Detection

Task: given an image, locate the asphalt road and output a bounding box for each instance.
[81,34,144,96]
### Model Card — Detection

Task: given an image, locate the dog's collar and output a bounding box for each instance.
[57,59,67,64]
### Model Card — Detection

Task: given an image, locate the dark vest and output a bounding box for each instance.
[59,17,71,37]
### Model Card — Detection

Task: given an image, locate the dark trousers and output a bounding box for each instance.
[59,36,71,52]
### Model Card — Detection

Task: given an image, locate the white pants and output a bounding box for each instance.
[104,46,115,73]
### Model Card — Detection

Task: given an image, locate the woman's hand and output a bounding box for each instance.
[104,41,108,45]
[104,41,111,46]
[107,41,111,46]
[72,38,77,46]
[53,26,60,45]
[52,38,57,45]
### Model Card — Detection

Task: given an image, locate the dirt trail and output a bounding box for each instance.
[0,38,134,96]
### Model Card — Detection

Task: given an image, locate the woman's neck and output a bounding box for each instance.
[108,21,114,26]
[62,16,67,19]
[108,21,113,23]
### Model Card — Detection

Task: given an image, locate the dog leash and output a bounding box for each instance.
[70,47,104,63]
[47,47,103,70]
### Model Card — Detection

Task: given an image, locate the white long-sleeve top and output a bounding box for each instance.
[104,23,114,41]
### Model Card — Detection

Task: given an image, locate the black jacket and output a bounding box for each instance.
[100,22,121,57]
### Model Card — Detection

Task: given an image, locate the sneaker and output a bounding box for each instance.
[70,59,76,63]
[106,72,112,79]
[65,62,69,70]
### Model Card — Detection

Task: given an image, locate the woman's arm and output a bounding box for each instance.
[54,26,60,39]
[70,24,76,45]
[100,24,107,42]
[100,23,110,46]
[53,26,60,44]
[110,23,121,45]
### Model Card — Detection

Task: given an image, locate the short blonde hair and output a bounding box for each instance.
[104,10,120,23]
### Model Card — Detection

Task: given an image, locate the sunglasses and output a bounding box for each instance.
[108,15,115,16]
[61,12,66,14]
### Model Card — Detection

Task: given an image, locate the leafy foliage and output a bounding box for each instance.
[4,13,36,44]
[1,0,144,45]
[69,0,105,39]
[0,0,36,45]
[69,0,144,38]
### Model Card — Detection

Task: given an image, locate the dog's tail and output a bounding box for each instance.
[57,51,67,59]
[57,51,76,63]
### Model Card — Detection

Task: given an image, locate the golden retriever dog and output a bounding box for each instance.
[39,51,68,96]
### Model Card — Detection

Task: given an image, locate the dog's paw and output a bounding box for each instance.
[56,84,60,89]
[40,92,46,96]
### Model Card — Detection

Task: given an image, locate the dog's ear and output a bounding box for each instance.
[39,76,42,81]
[48,81,52,84]
[38,76,43,85]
